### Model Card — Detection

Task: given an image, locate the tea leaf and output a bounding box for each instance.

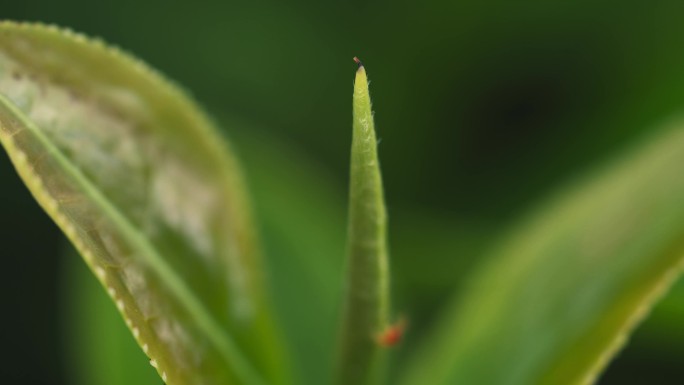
[62,247,159,385]
[401,122,684,385]
[336,60,391,385]
[0,22,288,385]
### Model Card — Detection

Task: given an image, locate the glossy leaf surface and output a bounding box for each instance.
[65,125,350,385]
[0,22,287,385]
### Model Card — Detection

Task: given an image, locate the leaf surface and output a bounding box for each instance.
[62,246,159,385]
[232,127,347,385]
[400,122,684,385]
[336,62,391,385]
[0,22,287,385]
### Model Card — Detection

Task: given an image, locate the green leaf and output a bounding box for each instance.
[336,61,391,385]
[231,126,347,385]
[61,122,349,385]
[0,22,288,385]
[400,122,684,385]
[630,278,684,352]
[62,245,159,385]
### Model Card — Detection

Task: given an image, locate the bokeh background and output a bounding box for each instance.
[2,0,684,384]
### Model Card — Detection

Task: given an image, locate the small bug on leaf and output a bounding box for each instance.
[375,317,407,348]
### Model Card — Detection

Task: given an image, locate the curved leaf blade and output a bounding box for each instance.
[400,122,684,385]
[0,22,287,385]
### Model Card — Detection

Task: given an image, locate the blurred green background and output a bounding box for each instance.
[2,0,684,383]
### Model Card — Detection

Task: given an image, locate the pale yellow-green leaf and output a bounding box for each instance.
[0,22,288,385]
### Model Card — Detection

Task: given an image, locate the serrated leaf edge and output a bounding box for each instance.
[577,258,684,385]
[0,44,267,385]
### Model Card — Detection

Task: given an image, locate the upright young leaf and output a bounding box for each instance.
[0,22,288,385]
[336,59,391,385]
[400,122,684,385]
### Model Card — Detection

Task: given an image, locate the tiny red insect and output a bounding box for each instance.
[353,56,364,68]
[375,317,407,348]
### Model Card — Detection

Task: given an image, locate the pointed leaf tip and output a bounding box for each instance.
[337,55,390,385]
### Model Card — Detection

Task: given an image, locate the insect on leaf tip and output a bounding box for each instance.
[353,56,364,68]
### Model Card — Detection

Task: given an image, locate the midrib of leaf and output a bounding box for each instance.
[0,94,268,385]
